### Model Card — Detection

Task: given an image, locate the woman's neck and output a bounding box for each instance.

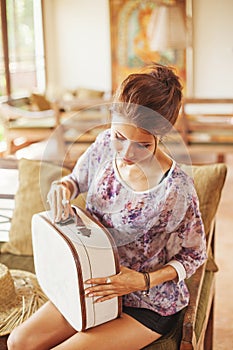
[115,148,172,192]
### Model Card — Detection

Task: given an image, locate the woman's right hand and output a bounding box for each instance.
[47,181,74,223]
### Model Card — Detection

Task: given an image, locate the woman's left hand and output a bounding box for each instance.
[84,266,145,303]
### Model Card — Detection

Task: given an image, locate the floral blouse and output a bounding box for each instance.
[64,129,207,316]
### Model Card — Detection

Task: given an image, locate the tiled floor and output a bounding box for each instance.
[213,153,233,349]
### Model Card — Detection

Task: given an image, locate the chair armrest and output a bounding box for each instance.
[180,221,215,349]
[0,159,18,200]
[0,158,18,169]
[180,264,206,349]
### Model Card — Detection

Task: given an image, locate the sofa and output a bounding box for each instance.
[0,158,227,349]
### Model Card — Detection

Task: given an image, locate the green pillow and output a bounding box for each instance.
[181,163,227,273]
[1,158,70,256]
[181,163,227,236]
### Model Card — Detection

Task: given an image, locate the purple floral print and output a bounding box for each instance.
[64,129,207,316]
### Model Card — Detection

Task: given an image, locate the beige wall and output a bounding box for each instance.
[193,0,233,97]
[43,0,111,98]
[43,0,233,98]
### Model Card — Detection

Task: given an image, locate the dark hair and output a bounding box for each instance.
[111,62,183,135]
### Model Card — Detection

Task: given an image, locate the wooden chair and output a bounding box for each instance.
[144,163,227,350]
[0,97,60,155]
[177,98,233,163]
[0,160,227,350]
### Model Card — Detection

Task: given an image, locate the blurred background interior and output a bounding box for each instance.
[0,1,232,349]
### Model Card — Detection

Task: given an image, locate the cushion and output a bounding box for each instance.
[1,159,70,256]
[30,93,51,111]
[181,163,227,236]
[181,163,227,273]
[76,88,104,100]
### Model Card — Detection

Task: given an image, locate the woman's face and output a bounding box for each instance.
[111,122,157,165]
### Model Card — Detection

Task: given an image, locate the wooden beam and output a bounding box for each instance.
[0,0,11,99]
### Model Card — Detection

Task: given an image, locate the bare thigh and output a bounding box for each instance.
[7,301,76,350]
[8,301,161,350]
[52,313,161,350]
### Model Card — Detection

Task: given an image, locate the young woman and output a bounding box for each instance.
[8,63,207,350]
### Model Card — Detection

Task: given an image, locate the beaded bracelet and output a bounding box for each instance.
[142,271,150,296]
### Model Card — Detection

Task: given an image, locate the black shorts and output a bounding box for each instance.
[123,306,181,335]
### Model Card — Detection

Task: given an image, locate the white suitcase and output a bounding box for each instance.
[32,205,122,331]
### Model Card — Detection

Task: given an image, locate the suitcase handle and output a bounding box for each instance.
[58,207,92,238]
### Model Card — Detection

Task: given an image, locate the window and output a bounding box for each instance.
[0,0,45,98]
